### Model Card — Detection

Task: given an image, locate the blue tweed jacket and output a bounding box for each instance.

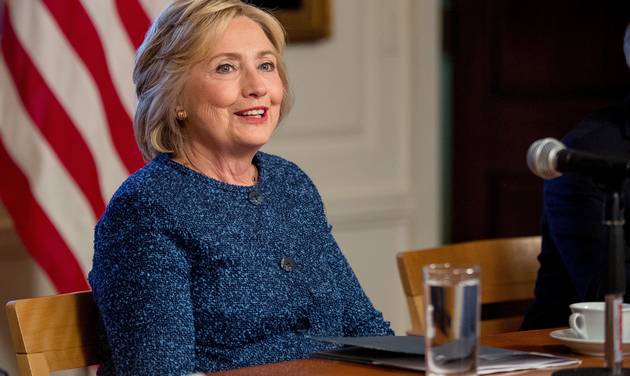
[89,152,393,375]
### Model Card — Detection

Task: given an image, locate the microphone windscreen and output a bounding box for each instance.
[527,138,565,180]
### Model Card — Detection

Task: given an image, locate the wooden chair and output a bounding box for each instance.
[5,291,101,376]
[397,236,541,336]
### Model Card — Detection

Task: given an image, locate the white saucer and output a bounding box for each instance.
[550,328,630,356]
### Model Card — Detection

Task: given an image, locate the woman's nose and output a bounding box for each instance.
[241,69,267,98]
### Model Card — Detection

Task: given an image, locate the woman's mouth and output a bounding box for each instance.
[234,107,269,124]
[235,107,267,118]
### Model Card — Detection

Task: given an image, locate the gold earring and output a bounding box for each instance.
[176,108,188,121]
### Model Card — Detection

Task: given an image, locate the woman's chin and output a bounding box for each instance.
[233,135,273,152]
[234,126,276,148]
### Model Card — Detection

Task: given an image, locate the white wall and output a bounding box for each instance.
[0,0,441,373]
[264,0,442,334]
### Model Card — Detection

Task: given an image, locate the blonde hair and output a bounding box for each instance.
[133,0,291,161]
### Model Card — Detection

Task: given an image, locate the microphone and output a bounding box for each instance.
[527,138,630,180]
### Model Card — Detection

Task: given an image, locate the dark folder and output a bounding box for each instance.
[311,336,579,374]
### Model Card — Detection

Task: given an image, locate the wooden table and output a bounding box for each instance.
[210,328,628,375]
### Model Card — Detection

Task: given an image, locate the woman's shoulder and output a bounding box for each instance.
[109,155,162,197]
[257,151,299,169]
[257,151,314,186]
[102,154,187,223]
[257,152,327,216]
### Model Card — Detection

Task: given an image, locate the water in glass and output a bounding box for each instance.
[424,264,480,376]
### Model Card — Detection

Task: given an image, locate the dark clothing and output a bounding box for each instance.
[521,98,630,330]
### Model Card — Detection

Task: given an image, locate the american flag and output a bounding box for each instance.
[0,0,171,292]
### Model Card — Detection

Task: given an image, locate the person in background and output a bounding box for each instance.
[88,1,393,374]
[521,24,630,329]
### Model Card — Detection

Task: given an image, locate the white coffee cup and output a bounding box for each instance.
[569,302,630,341]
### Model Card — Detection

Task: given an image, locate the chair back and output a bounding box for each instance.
[397,236,541,335]
[5,291,101,376]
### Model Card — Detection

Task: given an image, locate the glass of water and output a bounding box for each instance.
[423,263,480,376]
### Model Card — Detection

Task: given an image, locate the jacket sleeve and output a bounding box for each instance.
[89,193,195,376]
[289,160,395,337]
[322,224,395,337]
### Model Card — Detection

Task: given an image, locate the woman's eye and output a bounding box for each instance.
[216,64,235,74]
[259,62,275,72]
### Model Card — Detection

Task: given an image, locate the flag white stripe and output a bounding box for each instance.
[79,0,138,118]
[9,0,129,201]
[0,58,96,274]
[139,0,172,21]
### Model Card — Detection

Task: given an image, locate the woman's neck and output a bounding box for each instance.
[177,144,258,186]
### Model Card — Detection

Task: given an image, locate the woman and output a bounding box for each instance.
[89,0,393,374]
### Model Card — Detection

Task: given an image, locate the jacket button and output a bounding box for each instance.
[280,256,295,272]
[295,317,310,334]
[248,190,263,205]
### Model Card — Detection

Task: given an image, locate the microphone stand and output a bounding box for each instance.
[602,185,626,374]
[554,177,629,376]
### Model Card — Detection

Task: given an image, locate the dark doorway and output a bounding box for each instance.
[449,0,630,242]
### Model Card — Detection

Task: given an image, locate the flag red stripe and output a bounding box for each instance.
[0,139,89,293]
[1,16,106,218]
[41,0,144,173]
[115,0,151,49]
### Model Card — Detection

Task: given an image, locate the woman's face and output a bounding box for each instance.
[180,16,284,157]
